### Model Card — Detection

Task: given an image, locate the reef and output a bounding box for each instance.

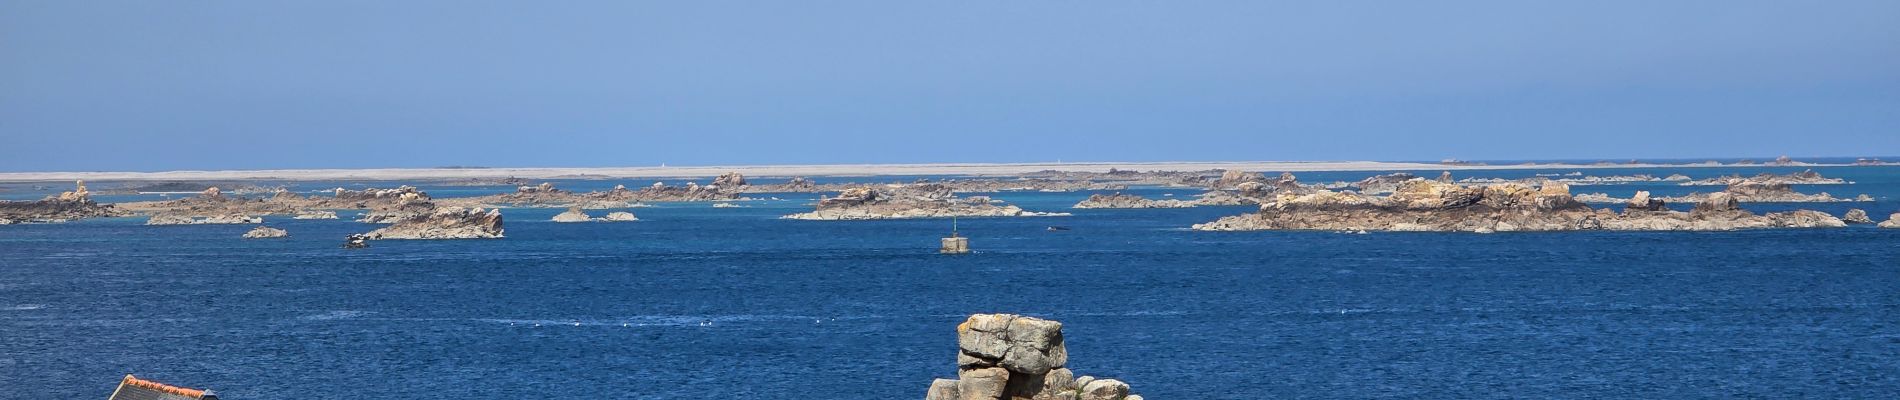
[923,314,1143,400]
[1193,178,1845,232]
[146,213,262,225]
[293,210,340,220]
[241,226,288,239]
[551,207,636,222]
[783,184,1066,220]
[445,181,740,209]
[1680,170,1845,186]
[0,181,127,224]
[364,207,504,239]
[116,186,430,221]
[1072,193,1193,209]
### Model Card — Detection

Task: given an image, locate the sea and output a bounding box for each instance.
[3,163,1899,398]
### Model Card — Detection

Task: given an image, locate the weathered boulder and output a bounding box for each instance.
[1843,209,1873,224]
[1690,192,1740,214]
[925,379,960,400]
[1625,191,1667,212]
[1212,169,1266,189]
[1079,379,1131,400]
[925,314,1139,400]
[551,207,593,223]
[712,172,748,188]
[241,226,288,239]
[956,368,1009,400]
[957,314,1067,374]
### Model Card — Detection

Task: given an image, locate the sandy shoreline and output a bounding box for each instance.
[0,161,1863,182]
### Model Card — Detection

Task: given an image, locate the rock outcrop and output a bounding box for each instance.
[241,226,288,239]
[1072,193,1193,209]
[923,314,1143,400]
[550,207,636,222]
[1843,209,1873,224]
[712,172,748,188]
[1193,178,1845,232]
[1680,170,1844,186]
[1354,173,1420,194]
[784,184,1066,220]
[116,185,426,221]
[439,181,738,209]
[1659,179,1864,203]
[1624,191,1667,212]
[364,207,504,239]
[294,210,340,219]
[146,213,262,225]
[1211,169,1266,190]
[0,181,127,224]
[551,207,594,223]
[1881,213,1900,229]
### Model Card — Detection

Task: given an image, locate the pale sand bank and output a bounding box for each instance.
[0,161,1858,182]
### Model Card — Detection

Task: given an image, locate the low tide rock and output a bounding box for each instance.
[241,226,288,239]
[1843,209,1873,224]
[552,207,593,223]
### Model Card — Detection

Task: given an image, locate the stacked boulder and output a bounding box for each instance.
[925,314,1142,400]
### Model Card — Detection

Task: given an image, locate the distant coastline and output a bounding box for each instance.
[0,159,1888,182]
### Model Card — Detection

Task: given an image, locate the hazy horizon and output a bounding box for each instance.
[4,1,1897,172]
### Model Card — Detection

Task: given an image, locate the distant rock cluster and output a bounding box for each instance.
[924,314,1143,400]
[1194,174,1847,232]
[784,184,1067,220]
[0,181,127,224]
[365,207,504,239]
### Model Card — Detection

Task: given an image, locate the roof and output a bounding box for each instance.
[108,375,218,400]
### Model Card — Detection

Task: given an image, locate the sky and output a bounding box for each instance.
[2,1,1897,172]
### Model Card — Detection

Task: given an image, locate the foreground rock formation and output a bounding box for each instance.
[1194,177,1845,232]
[241,226,288,239]
[783,184,1066,220]
[0,181,126,224]
[924,314,1143,400]
[364,207,504,239]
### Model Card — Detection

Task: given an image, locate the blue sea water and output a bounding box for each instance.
[3,166,1900,398]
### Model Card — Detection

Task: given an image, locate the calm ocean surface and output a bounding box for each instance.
[4,166,1899,398]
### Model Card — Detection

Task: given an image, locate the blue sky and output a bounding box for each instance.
[2,1,1896,171]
